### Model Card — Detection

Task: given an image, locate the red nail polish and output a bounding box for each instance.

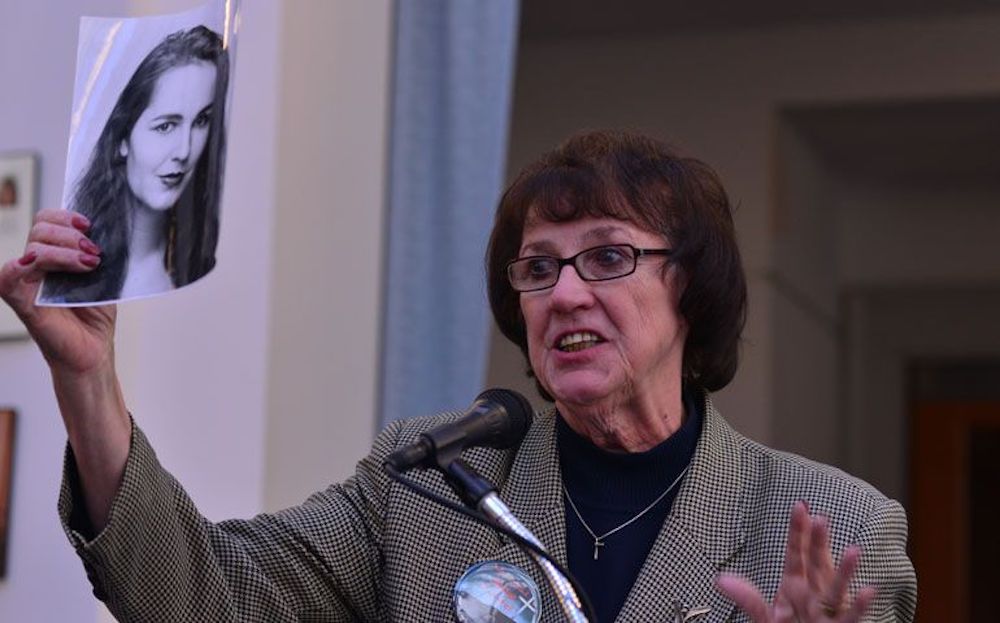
[79,238,101,255]
[71,214,91,231]
[18,251,37,266]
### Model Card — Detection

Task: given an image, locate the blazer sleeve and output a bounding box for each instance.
[58,419,403,623]
[852,496,918,622]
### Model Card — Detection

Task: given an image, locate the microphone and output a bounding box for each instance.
[384,388,533,472]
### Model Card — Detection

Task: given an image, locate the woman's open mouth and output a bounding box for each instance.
[557,331,605,353]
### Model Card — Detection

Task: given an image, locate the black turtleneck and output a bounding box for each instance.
[558,389,703,622]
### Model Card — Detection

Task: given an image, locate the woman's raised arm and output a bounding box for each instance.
[0,208,130,532]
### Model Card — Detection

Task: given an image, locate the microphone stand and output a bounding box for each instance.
[444,460,589,623]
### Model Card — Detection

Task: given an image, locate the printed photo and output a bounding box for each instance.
[39,0,239,305]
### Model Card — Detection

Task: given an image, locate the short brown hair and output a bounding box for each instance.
[486,130,746,396]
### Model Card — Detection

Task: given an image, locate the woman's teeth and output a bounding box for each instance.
[558,332,602,352]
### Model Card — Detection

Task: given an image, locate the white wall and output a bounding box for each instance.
[837,180,1000,287]
[770,126,841,465]
[0,2,131,621]
[262,0,391,512]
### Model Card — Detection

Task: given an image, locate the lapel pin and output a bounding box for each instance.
[671,599,712,622]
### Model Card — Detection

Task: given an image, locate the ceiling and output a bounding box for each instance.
[520,0,1000,40]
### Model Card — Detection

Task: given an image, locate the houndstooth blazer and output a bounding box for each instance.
[59,396,916,622]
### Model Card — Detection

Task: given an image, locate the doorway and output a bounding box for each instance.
[908,361,1000,622]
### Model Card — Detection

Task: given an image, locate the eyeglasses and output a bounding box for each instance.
[506,244,672,292]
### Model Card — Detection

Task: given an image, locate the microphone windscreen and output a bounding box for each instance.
[475,388,534,448]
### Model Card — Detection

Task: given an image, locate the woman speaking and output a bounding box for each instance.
[40,25,228,304]
[0,131,915,621]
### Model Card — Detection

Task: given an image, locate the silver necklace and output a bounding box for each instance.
[563,465,690,560]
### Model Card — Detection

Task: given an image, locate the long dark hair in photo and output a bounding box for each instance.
[42,25,229,303]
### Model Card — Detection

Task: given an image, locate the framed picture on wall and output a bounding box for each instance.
[0,409,14,578]
[0,153,38,338]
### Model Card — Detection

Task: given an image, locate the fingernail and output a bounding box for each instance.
[71,214,91,231]
[79,238,101,255]
[18,251,37,266]
[79,253,100,267]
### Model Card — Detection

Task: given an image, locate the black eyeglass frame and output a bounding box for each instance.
[506,244,673,293]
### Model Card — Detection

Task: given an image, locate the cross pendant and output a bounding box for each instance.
[592,539,605,560]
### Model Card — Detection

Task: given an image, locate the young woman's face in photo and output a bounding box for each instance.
[121,61,217,211]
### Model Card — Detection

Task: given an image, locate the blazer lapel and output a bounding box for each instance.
[615,397,746,623]
[468,399,748,623]
[488,409,570,620]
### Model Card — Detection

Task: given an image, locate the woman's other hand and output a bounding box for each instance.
[716,501,876,622]
[0,208,115,373]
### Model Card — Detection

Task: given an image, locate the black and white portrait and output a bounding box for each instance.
[40,2,237,305]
